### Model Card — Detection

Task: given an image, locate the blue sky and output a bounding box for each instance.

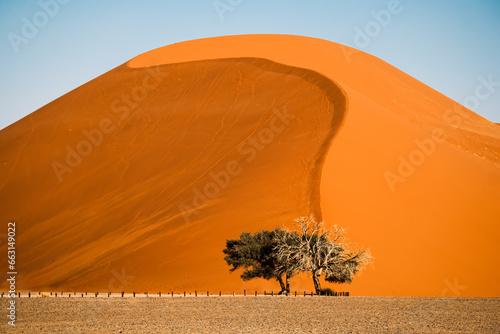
[1,0,499,129]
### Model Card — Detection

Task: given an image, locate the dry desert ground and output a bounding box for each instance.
[1,296,499,333]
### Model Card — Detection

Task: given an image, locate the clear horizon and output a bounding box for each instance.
[1,0,499,130]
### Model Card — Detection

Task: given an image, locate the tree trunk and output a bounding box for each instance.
[285,274,291,294]
[277,275,286,294]
[312,272,322,294]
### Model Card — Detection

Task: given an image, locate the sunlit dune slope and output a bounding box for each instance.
[1,35,499,296]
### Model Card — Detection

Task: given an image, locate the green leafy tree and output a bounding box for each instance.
[223,229,295,294]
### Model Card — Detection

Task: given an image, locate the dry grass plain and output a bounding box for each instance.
[1,296,498,333]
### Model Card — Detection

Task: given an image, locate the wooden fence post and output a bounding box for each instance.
[184,291,186,297]
[207,291,209,297]
[233,291,235,296]
[244,290,246,296]
[271,291,274,296]
[133,291,135,297]
[255,291,257,296]
[219,291,221,297]
[195,290,197,297]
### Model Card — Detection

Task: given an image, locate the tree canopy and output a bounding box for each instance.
[274,216,372,294]
[223,229,295,294]
[223,216,372,295]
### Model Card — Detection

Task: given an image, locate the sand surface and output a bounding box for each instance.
[1,297,498,333]
[0,35,499,296]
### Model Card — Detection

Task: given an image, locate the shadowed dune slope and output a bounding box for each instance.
[1,35,499,296]
[0,57,346,293]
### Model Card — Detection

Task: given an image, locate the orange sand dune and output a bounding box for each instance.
[1,35,499,296]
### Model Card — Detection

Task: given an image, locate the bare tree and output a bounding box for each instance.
[274,216,372,294]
